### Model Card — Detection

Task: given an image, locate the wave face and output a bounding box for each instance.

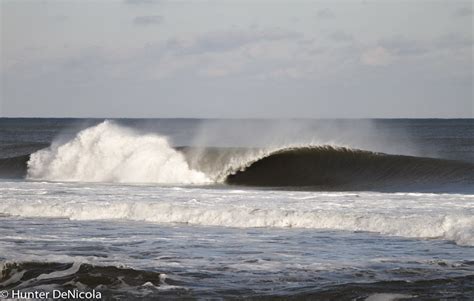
[26,121,209,184]
[223,146,474,191]
[0,155,29,178]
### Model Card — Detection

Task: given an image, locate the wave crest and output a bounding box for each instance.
[27,121,210,184]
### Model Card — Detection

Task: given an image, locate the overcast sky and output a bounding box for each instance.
[1,0,472,118]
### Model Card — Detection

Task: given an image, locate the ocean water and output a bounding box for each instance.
[0,118,473,300]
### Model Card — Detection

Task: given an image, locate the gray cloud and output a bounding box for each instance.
[453,6,473,17]
[51,15,69,22]
[164,30,300,55]
[435,33,473,49]
[379,36,428,56]
[376,33,472,59]
[328,31,353,43]
[133,15,163,26]
[316,8,335,19]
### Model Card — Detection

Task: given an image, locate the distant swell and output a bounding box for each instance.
[224,146,474,191]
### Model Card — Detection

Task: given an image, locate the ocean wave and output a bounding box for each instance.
[26,121,210,184]
[0,121,473,192]
[0,198,472,246]
[0,260,178,298]
[222,146,474,190]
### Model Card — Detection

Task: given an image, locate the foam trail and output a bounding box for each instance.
[27,121,209,184]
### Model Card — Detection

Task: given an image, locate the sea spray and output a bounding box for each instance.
[27,121,210,184]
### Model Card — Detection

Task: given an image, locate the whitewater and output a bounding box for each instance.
[27,121,210,184]
[1,181,473,246]
[5,120,474,246]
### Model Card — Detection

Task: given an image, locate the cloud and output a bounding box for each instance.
[379,36,428,56]
[133,15,163,26]
[316,8,335,19]
[375,33,472,60]
[328,31,353,43]
[453,6,473,17]
[435,33,473,50]
[360,46,393,66]
[51,15,69,22]
[164,30,300,55]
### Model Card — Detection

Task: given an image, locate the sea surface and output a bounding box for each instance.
[0,118,473,300]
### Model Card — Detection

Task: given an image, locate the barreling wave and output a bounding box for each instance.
[0,121,473,192]
[222,146,474,191]
[0,155,29,179]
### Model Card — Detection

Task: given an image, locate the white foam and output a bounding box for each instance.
[27,121,210,184]
[1,182,473,246]
[365,293,414,301]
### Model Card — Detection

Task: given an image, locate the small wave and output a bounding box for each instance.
[1,199,472,246]
[0,260,179,298]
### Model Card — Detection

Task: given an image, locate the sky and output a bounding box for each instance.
[0,0,473,118]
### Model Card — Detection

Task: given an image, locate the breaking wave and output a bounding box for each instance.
[222,146,474,191]
[0,121,473,191]
[26,121,210,184]
[1,195,473,246]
